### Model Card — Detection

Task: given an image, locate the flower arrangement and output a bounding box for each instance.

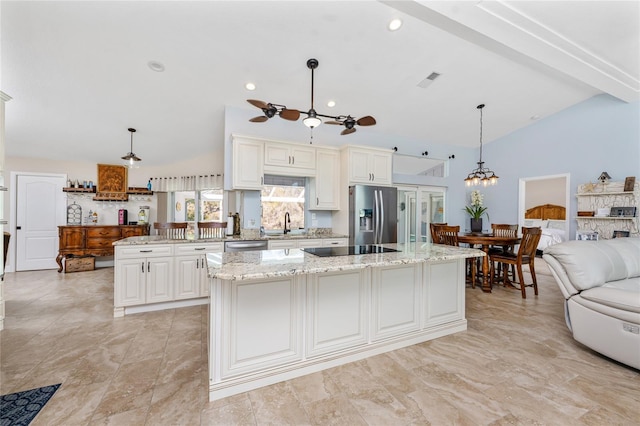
[464,190,489,220]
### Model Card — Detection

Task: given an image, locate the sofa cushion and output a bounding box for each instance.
[544,240,631,291]
[605,238,640,277]
[579,277,640,314]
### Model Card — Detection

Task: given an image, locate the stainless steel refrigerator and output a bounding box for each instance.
[349,185,397,245]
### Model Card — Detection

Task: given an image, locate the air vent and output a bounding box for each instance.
[417,72,441,89]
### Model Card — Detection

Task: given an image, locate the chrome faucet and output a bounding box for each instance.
[284,212,291,234]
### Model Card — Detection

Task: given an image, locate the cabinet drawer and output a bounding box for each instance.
[122,227,147,238]
[116,245,173,259]
[175,243,224,255]
[86,238,117,250]
[268,240,298,249]
[323,238,347,247]
[87,227,121,238]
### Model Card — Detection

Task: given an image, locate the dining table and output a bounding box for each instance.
[458,232,521,293]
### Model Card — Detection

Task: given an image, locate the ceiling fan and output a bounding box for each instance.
[247,58,376,135]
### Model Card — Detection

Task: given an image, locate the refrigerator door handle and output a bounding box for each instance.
[379,190,385,244]
[374,190,380,244]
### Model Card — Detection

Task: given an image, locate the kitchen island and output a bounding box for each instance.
[206,243,483,401]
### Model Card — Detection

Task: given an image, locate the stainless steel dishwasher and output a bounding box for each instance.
[224,240,269,252]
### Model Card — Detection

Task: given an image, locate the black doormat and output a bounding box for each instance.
[0,384,61,425]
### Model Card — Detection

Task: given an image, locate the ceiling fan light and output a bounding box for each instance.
[303,116,322,128]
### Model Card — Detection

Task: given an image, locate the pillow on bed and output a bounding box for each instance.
[524,219,545,228]
[547,220,565,230]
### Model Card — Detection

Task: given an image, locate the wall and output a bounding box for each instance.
[481,94,640,238]
[525,177,566,209]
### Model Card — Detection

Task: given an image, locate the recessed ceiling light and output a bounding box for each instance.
[530,114,541,120]
[147,61,165,72]
[245,82,256,91]
[327,100,336,108]
[388,18,403,31]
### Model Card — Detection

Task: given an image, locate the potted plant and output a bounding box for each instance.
[464,190,489,232]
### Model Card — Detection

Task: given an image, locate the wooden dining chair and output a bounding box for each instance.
[490,224,519,280]
[433,225,459,246]
[489,226,542,298]
[429,223,448,244]
[154,222,188,239]
[197,221,226,239]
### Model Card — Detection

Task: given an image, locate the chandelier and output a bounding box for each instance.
[464,104,498,186]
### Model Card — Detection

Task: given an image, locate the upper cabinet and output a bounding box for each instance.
[231,135,264,190]
[309,148,340,210]
[342,145,393,186]
[264,141,316,177]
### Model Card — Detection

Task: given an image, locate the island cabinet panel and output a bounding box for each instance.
[306,269,368,358]
[371,264,421,341]
[423,260,465,326]
[221,276,304,378]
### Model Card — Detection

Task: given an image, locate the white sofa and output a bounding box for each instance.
[543,238,640,370]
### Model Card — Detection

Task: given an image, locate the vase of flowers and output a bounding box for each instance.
[464,190,489,232]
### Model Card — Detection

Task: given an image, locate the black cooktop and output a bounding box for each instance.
[302,245,399,257]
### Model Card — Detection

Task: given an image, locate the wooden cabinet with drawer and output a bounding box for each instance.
[57,225,149,272]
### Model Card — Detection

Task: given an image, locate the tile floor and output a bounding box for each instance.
[1,260,639,425]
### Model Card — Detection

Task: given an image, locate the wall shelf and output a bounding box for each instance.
[63,187,96,193]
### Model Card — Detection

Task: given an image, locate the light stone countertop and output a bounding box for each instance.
[206,243,484,281]
[113,233,349,246]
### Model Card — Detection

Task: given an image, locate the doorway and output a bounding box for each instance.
[10,172,66,271]
[397,185,446,244]
[518,173,570,239]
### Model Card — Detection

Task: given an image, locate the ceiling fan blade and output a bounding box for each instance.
[279,109,300,121]
[356,116,376,126]
[247,99,269,109]
[324,120,343,125]
[249,116,268,123]
[341,127,356,136]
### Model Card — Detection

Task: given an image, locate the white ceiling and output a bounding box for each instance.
[2,1,638,166]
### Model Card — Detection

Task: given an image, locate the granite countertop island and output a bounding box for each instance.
[206,243,483,281]
[206,242,483,402]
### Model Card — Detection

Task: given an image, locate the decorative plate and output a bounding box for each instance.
[67,203,82,225]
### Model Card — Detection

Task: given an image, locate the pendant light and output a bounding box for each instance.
[464,104,498,187]
[121,128,141,168]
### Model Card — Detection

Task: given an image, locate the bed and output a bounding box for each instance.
[524,204,567,252]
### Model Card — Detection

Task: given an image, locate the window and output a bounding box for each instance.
[261,175,306,231]
[172,189,224,236]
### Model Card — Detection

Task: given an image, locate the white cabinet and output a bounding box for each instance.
[264,141,316,172]
[114,245,174,311]
[343,145,393,186]
[175,243,224,299]
[232,135,264,190]
[309,148,340,210]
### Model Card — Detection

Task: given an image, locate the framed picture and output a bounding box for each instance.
[576,231,598,241]
[624,176,636,192]
[97,164,128,194]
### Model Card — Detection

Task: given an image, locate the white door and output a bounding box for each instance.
[16,174,66,271]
